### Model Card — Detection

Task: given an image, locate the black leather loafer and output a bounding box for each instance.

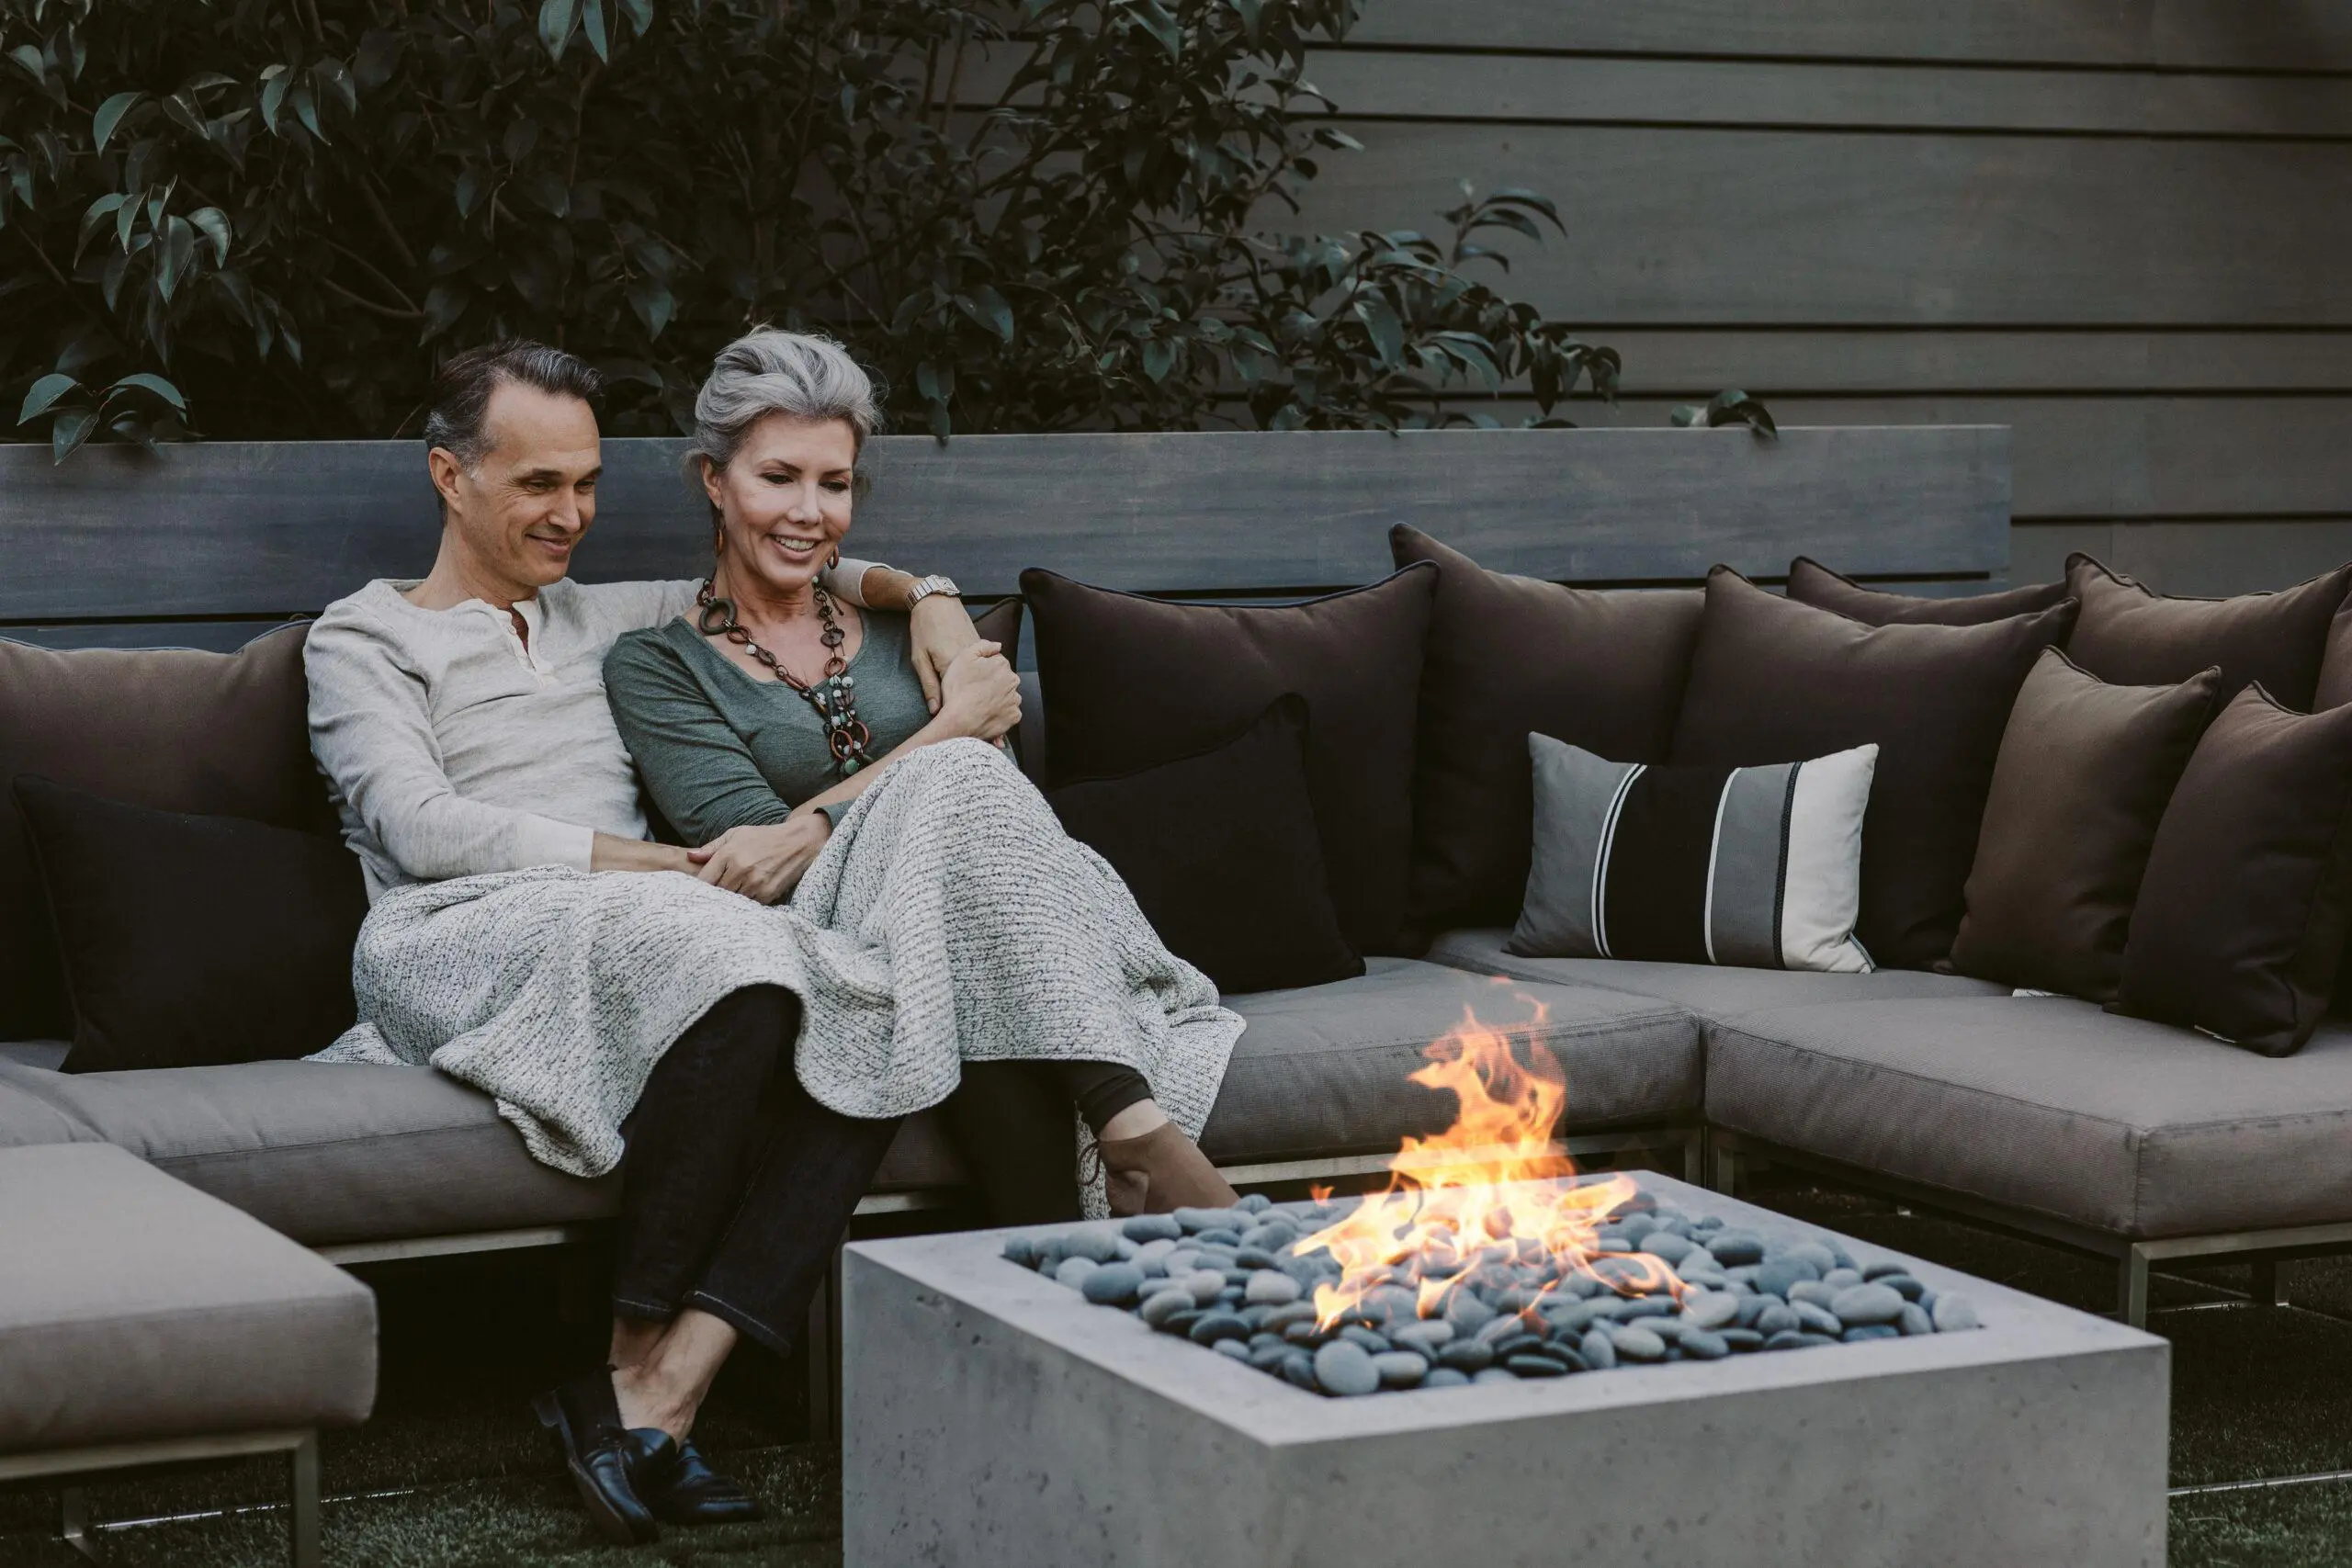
[531,1369,675,1546]
[646,1438,766,1525]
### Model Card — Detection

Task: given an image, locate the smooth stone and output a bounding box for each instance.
[1754,1303,1800,1336]
[1617,1213,1658,1242]
[1283,1321,1327,1347]
[1001,1235,1039,1268]
[1391,1321,1454,1354]
[1423,1367,1472,1388]
[1792,1331,1839,1348]
[1845,1325,1901,1342]
[1676,1265,1729,1292]
[1280,1352,1319,1391]
[1070,1231,1125,1264]
[1831,1283,1906,1326]
[1472,1367,1520,1385]
[1490,1332,1545,1361]
[1610,1325,1667,1362]
[1720,1327,1765,1352]
[1245,1272,1303,1307]
[1578,1329,1617,1370]
[1437,1340,1494,1373]
[1173,1206,1251,1235]
[1877,1272,1927,1302]
[1735,1295,1773,1330]
[1644,1318,1686,1346]
[1122,1213,1183,1244]
[1706,1232,1766,1267]
[1080,1263,1145,1305]
[1788,1280,1840,1310]
[1162,1310,1204,1338]
[1138,1288,1194,1327]
[1181,1269,1227,1305]
[1236,1192,1273,1213]
[1037,1238,1070,1272]
[1054,1257,1099,1290]
[1680,1329,1730,1359]
[1763,1328,1809,1352]
[1791,1301,1843,1337]
[1755,1258,1818,1298]
[1248,1341,1295,1371]
[1898,1303,1935,1337]
[1241,1306,1273,1330]
[1374,1350,1430,1387]
[1544,1300,1602,1337]
[1339,1325,1393,1355]
[1822,1267,1862,1290]
[1614,1296,1678,1322]
[1188,1313,1251,1347]
[1135,1236,1178,1266]
[1241,1223,1298,1253]
[1592,1227,1631,1251]
[1194,1229,1244,1248]
[1638,1232,1695,1265]
[1313,1340,1381,1397]
[1234,1247,1280,1271]
[1217,1285,1247,1306]
[1506,1353,1569,1378]
[1934,1294,1983,1332]
[1164,1249,1201,1277]
[1444,1292,1498,1334]
[1862,1259,1910,1281]
[1681,1292,1739,1331]
[1262,1301,1319,1331]
[1784,1241,1839,1276]
[1213,1337,1254,1361]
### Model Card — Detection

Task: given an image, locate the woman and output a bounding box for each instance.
[564,329,1240,1539]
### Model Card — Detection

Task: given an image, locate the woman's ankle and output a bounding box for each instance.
[610,1361,697,1441]
[1098,1099,1170,1143]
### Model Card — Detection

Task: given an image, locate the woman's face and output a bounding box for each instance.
[704,412,858,596]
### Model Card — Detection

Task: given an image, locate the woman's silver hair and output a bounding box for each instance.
[688,329,881,479]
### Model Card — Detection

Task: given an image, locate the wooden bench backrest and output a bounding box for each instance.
[0,426,2010,651]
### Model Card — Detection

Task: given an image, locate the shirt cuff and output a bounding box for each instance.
[514,814,597,873]
[824,557,884,607]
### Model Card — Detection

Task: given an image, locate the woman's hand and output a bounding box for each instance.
[688,817,831,904]
[909,594,983,715]
[590,833,695,875]
[935,641,1022,741]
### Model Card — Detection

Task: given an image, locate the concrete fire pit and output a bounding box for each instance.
[842,1173,2166,1566]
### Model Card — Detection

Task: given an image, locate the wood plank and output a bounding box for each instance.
[1591,329,2352,396]
[1306,51,2352,139]
[1290,123,2352,325]
[0,428,2008,618]
[1342,0,2352,73]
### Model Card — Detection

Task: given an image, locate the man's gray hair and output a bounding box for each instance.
[689,329,881,477]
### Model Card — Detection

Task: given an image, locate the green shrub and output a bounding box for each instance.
[1,0,1649,455]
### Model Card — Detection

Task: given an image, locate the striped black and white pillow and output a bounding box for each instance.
[1507,734,1878,972]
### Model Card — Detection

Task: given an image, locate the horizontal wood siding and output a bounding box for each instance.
[1306,1,2352,593]
[0,427,2006,649]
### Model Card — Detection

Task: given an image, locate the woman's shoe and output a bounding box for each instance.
[530,1368,674,1546]
[1096,1122,1238,1214]
[646,1439,766,1525]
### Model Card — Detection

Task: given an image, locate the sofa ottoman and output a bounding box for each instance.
[0,1143,377,1566]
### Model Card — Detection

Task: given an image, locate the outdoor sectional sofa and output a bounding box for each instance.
[0,420,2346,1404]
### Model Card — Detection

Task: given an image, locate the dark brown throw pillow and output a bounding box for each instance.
[1950,649,2222,1002]
[1669,569,2076,971]
[1022,564,1436,956]
[2063,554,2351,711]
[2115,686,2352,1055]
[1389,525,1702,932]
[14,777,369,1072]
[1785,558,2071,627]
[0,626,334,1040]
[1047,696,1362,995]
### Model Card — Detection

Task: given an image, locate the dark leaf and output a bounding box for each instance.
[189,206,232,265]
[583,0,611,62]
[93,91,142,154]
[539,0,582,59]
[112,371,187,412]
[50,404,100,463]
[17,372,78,423]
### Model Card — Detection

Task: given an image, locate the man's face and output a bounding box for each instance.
[429,381,603,595]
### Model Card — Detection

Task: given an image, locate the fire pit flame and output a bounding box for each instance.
[1295,1003,1679,1329]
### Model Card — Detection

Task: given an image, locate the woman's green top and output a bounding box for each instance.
[603,610,933,844]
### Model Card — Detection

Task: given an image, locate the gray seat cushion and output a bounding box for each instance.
[0,1143,376,1453]
[1708,996,2352,1238]
[1200,957,1699,1164]
[1425,929,2009,1021]
[0,1059,616,1247]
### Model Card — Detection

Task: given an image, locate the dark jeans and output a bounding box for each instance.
[612,985,1149,1356]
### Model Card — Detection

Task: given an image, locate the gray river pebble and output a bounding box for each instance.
[1180,1269,1227,1305]
[1610,1325,1668,1362]
[1122,1213,1183,1244]
[1374,1350,1430,1388]
[1933,1293,1982,1332]
[1579,1328,1618,1369]
[1139,1288,1194,1327]
[1244,1271,1303,1307]
[1898,1303,1934,1337]
[1314,1340,1381,1397]
[1423,1367,1471,1388]
[1080,1263,1145,1306]
[1681,1292,1739,1331]
[1053,1257,1098,1290]
[1830,1282,1906,1325]
[1706,1231,1766,1267]
[1791,1301,1843,1337]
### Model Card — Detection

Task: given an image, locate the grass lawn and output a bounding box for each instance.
[5,1173,2346,1565]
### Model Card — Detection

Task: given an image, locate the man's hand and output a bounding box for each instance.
[590,833,695,874]
[688,817,831,904]
[909,594,983,715]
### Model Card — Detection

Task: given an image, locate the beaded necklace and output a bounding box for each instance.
[695,580,875,776]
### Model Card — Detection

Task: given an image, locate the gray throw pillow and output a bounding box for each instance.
[1509,734,1877,973]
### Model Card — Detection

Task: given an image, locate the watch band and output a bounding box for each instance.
[907,574,961,606]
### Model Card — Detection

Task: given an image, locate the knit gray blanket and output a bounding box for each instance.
[314,739,1244,1184]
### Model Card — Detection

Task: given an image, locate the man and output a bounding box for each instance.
[307,339,978,897]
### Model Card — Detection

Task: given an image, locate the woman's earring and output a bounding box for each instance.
[713,525,726,557]
[829,547,841,570]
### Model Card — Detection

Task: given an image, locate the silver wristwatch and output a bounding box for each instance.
[907,574,961,607]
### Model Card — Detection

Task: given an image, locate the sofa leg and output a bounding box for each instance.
[1710,1140,1742,1199]
[2250,1258,2286,1307]
[289,1431,320,1568]
[60,1485,98,1562]
[2119,1248,2151,1328]
[1679,1129,1705,1187]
